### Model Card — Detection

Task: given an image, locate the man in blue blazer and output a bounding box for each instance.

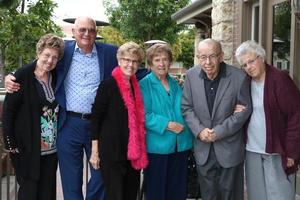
[54,17,118,200]
[5,16,118,200]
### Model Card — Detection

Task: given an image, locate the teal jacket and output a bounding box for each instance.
[139,72,193,154]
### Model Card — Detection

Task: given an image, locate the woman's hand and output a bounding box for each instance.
[234,104,246,114]
[287,157,295,168]
[89,151,100,169]
[89,140,100,169]
[167,121,184,134]
[4,148,19,154]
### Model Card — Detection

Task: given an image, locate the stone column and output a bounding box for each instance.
[212,0,235,64]
[194,28,208,65]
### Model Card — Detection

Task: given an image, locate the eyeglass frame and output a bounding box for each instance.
[120,57,140,65]
[76,27,97,34]
[241,55,260,69]
[196,53,221,62]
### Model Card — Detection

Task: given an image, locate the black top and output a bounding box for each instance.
[91,77,130,165]
[2,61,57,180]
[200,62,226,116]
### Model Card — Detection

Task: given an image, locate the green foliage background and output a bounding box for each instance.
[0,0,196,76]
[104,0,190,44]
[0,0,62,73]
[103,0,195,69]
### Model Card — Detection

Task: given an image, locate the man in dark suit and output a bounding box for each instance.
[5,16,118,200]
[181,38,252,200]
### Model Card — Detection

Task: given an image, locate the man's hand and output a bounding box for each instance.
[5,74,20,93]
[198,128,217,142]
[167,121,184,134]
[171,75,184,86]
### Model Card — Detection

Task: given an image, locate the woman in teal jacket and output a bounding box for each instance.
[139,43,193,200]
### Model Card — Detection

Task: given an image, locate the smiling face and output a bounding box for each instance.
[239,52,266,82]
[197,40,224,80]
[149,52,170,79]
[36,48,60,72]
[72,17,97,53]
[118,53,139,79]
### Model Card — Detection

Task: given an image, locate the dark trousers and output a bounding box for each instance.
[57,115,105,200]
[101,161,140,200]
[196,146,244,200]
[144,151,188,200]
[15,153,57,200]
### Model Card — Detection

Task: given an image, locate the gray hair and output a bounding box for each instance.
[235,40,266,64]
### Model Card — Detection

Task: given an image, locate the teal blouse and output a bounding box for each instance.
[139,72,193,154]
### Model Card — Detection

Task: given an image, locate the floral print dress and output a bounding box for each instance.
[36,74,59,156]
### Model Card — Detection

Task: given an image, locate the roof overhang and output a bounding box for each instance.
[171,0,212,24]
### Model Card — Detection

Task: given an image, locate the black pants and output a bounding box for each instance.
[14,153,57,200]
[101,161,140,200]
[196,147,244,200]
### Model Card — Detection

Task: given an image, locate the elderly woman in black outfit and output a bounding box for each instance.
[2,34,64,200]
[90,41,148,200]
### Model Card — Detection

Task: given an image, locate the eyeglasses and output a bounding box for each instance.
[241,56,259,69]
[196,53,220,62]
[121,58,139,65]
[40,52,59,62]
[77,28,96,34]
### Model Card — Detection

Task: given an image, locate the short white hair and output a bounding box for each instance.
[235,40,266,64]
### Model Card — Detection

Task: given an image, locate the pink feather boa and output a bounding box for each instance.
[112,67,148,170]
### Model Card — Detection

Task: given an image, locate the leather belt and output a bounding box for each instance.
[67,111,91,120]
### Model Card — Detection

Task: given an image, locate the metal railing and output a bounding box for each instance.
[0,145,18,200]
[0,89,18,200]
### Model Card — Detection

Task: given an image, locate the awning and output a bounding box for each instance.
[171,0,212,26]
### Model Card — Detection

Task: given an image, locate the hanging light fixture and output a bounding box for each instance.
[292,0,300,18]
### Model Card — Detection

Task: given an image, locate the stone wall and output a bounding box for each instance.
[212,0,235,64]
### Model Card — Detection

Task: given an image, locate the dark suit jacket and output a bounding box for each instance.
[91,78,129,164]
[182,63,252,168]
[55,40,118,129]
[2,61,56,180]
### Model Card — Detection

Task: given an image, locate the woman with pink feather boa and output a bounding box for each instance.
[90,42,148,200]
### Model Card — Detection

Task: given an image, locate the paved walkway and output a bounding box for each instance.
[2,164,300,200]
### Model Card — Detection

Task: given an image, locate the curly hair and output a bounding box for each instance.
[36,34,65,60]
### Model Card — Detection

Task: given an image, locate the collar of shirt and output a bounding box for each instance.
[199,62,227,81]
[74,43,97,58]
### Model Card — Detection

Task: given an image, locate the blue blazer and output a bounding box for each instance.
[139,72,193,154]
[55,40,118,129]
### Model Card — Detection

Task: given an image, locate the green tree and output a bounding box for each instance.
[98,26,126,47]
[0,0,20,8]
[176,29,195,69]
[0,0,62,75]
[273,1,291,60]
[104,0,190,44]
